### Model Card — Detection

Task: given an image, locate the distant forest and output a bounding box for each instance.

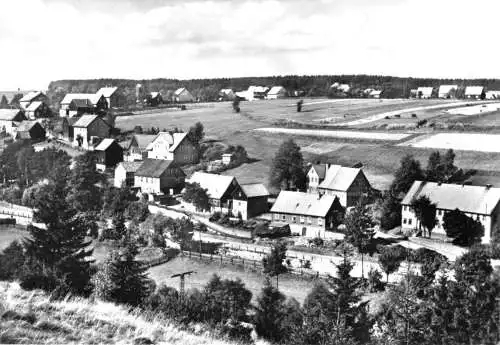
[45,75,500,107]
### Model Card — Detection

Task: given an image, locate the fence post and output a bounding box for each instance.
[220,255,223,265]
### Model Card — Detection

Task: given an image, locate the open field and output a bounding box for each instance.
[402,133,500,153]
[116,98,500,191]
[255,127,411,141]
[445,102,500,116]
[148,256,317,303]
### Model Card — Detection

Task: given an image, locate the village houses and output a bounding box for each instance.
[94,138,123,171]
[72,114,111,149]
[59,93,107,117]
[19,91,48,110]
[218,89,236,101]
[187,172,240,214]
[401,181,500,244]
[270,191,342,237]
[96,86,122,109]
[134,159,186,196]
[232,183,270,220]
[0,109,26,136]
[173,88,195,103]
[438,85,458,99]
[465,86,484,99]
[114,161,143,188]
[266,86,287,99]
[126,134,157,161]
[146,92,163,106]
[25,101,51,119]
[307,164,372,208]
[15,121,46,141]
[146,132,198,165]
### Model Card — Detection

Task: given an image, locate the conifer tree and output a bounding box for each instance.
[263,240,288,288]
[254,279,288,342]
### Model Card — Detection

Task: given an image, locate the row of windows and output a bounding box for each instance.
[274,213,323,226]
[138,176,156,183]
[403,205,486,221]
[309,176,319,184]
[402,218,413,225]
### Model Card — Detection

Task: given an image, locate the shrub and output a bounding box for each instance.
[209,212,222,222]
[309,237,324,247]
[411,113,417,118]
[367,268,384,292]
[394,114,401,118]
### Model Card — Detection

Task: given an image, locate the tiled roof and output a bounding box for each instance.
[174,88,187,96]
[117,161,142,173]
[271,191,337,217]
[241,183,269,198]
[401,180,500,215]
[267,86,286,95]
[188,172,235,199]
[169,132,188,152]
[465,86,484,96]
[417,87,434,96]
[135,159,179,178]
[73,114,99,128]
[61,93,101,105]
[318,165,367,192]
[438,85,458,95]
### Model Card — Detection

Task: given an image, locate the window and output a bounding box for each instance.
[408,219,412,225]
[308,217,312,224]
[438,210,442,216]
[274,214,279,220]
[300,216,305,224]
[282,215,286,220]
[403,218,407,224]
[318,218,323,226]
[292,216,297,223]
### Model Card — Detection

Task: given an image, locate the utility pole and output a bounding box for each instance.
[171,271,195,297]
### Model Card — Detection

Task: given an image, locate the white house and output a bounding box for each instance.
[438,85,458,99]
[146,132,198,165]
[174,88,195,103]
[238,86,269,101]
[401,181,500,244]
[0,109,27,136]
[266,86,287,99]
[369,90,382,98]
[219,89,236,101]
[330,82,350,93]
[465,86,484,99]
[134,159,186,195]
[486,91,500,100]
[19,91,47,110]
[417,87,434,99]
[96,86,119,108]
[114,161,144,188]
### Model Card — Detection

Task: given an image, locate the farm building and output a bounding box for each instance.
[72,114,111,149]
[0,109,27,136]
[369,90,382,98]
[114,161,143,188]
[219,89,236,101]
[237,86,269,101]
[19,91,48,110]
[59,93,107,117]
[134,159,186,195]
[146,92,163,106]
[266,86,287,100]
[25,101,51,119]
[401,181,500,244]
[330,82,351,93]
[307,164,372,208]
[15,121,46,141]
[270,191,343,237]
[146,132,198,165]
[94,138,124,171]
[232,183,269,220]
[126,134,157,161]
[49,117,77,142]
[486,91,500,99]
[96,86,123,109]
[173,88,195,103]
[465,86,485,99]
[438,85,458,99]
[187,172,241,214]
[416,87,434,99]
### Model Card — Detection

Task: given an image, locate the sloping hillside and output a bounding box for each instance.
[0,282,246,345]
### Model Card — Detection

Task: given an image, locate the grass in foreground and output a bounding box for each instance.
[0,282,247,345]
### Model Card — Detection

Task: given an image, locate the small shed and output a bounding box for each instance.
[15,121,46,141]
[94,138,124,171]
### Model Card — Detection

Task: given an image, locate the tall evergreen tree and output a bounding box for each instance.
[425,151,443,182]
[0,95,9,108]
[66,152,103,213]
[254,279,289,343]
[390,154,423,198]
[263,241,288,288]
[270,139,305,190]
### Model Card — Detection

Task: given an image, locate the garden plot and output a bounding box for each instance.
[402,133,500,153]
[446,102,500,116]
[255,127,411,141]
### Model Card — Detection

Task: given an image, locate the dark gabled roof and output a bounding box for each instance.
[135,159,182,178]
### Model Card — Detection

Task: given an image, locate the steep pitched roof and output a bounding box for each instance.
[15,120,39,132]
[73,114,100,128]
[417,87,434,96]
[401,181,500,215]
[150,92,161,98]
[61,93,102,105]
[20,91,43,103]
[132,134,157,150]
[95,138,116,151]
[169,132,189,152]
[174,87,188,96]
[465,86,484,96]
[267,86,286,95]
[0,109,24,121]
[96,87,118,98]
[135,159,179,178]
[188,172,236,199]
[25,101,43,112]
[438,85,458,95]
[241,183,269,198]
[310,164,328,179]
[318,165,367,192]
[271,191,337,217]
[117,161,142,173]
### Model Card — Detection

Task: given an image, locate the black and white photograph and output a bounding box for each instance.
[0,0,499,344]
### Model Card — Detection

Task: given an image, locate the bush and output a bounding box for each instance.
[410,247,447,264]
[309,237,324,247]
[209,212,222,222]
[367,268,384,292]
[411,113,417,118]
[255,223,291,238]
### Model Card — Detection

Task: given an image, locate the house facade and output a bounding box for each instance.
[94,138,123,171]
[266,86,287,99]
[232,183,269,220]
[114,161,143,188]
[72,115,111,149]
[465,86,484,99]
[19,91,48,110]
[438,85,458,99]
[307,164,372,208]
[417,87,434,99]
[174,88,195,103]
[270,191,342,237]
[25,101,51,119]
[96,87,122,109]
[0,109,27,136]
[187,172,240,214]
[59,94,107,117]
[126,134,157,161]
[134,159,186,195]
[401,181,500,244]
[146,132,198,165]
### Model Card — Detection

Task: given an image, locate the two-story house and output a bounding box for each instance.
[232,183,269,220]
[94,138,124,171]
[270,191,342,237]
[146,132,198,165]
[19,91,48,110]
[114,161,143,188]
[125,134,157,161]
[307,164,372,208]
[72,115,111,149]
[0,109,27,136]
[59,94,107,117]
[401,181,500,244]
[186,172,240,214]
[134,159,186,195]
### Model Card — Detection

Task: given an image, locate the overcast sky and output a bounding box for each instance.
[1,0,500,90]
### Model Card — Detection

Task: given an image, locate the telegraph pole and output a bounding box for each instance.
[171,271,195,297]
